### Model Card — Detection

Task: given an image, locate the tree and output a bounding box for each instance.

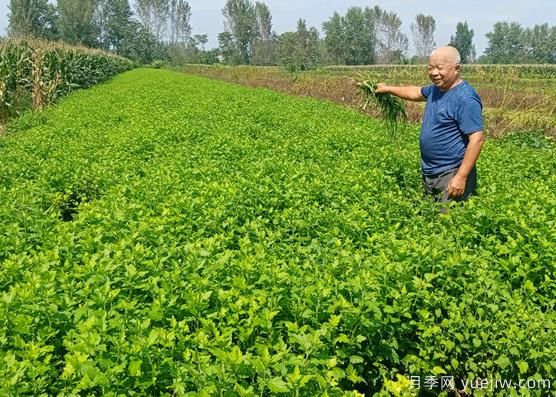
[277,19,320,71]
[57,0,99,47]
[485,21,526,64]
[193,34,208,51]
[118,19,161,63]
[173,0,192,46]
[222,0,256,64]
[182,34,217,64]
[158,0,192,45]
[151,0,170,42]
[218,31,241,64]
[377,10,408,63]
[357,6,408,64]
[134,0,191,45]
[317,38,332,65]
[411,13,436,61]
[322,12,345,64]
[134,0,153,35]
[322,7,376,65]
[449,21,476,63]
[343,7,375,65]
[295,19,320,70]
[95,0,133,52]
[277,31,298,71]
[168,0,177,43]
[523,23,556,64]
[134,0,170,42]
[8,0,57,39]
[251,1,274,65]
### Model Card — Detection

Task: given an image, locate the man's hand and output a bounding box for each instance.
[446,132,484,199]
[375,83,389,94]
[447,174,467,198]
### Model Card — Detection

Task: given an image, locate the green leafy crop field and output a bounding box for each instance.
[0,69,555,396]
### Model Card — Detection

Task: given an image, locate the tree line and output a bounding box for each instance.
[7,0,210,64]
[6,0,556,66]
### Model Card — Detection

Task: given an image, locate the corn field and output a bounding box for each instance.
[0,38,134,123]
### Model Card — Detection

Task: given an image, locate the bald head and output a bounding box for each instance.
[429,46,461,65]
[427,46,462,91]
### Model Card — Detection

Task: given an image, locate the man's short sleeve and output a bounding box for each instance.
[457,95,483,135]
[421,84,434,99]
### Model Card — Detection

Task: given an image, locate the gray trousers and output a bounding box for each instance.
[422,166,477,203]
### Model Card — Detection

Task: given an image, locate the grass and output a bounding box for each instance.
[354,75,408,140]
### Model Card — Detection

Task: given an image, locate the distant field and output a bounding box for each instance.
[1,69,555,396]
[182,64,556,138]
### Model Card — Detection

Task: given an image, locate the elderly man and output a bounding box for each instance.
[376,46,485,204]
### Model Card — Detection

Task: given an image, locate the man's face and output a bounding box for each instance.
[427,53,460,91]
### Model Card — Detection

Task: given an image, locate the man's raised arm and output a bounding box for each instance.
[375,84,426,102]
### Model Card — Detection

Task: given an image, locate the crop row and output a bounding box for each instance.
[0,38,134,122]
[0,69,555,396]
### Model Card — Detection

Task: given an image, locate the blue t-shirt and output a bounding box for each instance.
[419,80,483,176]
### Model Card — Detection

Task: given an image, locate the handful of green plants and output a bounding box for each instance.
[355,74,408,139]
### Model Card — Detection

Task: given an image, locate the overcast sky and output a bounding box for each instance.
[0,0,554,56]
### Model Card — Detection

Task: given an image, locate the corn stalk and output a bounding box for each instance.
[0,38,134,122]
[31,47,46,111]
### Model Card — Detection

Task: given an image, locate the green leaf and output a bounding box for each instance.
[129,360,142,377]
[432,366,446,375]
[495,355,511,369]
[349,355,365,364]
[267,377,290,393]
